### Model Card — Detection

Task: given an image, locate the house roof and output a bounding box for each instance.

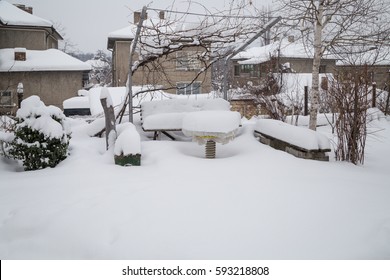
[335,46,390,66]
[0,48,92,72]
[233,39,336,65]
[0,0,62,40]
[0,0,52,27]
[107,18,215,49]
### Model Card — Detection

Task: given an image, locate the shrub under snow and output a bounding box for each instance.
[9,96,71,171]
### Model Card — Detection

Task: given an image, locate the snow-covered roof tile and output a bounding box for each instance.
[0,0,53,27]
[0,48,92,72]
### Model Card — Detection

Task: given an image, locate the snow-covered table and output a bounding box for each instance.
[254,119,331,161]
[182,111,241,158]
[140,98,231,140]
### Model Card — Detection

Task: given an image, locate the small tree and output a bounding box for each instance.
[9,96,70,170]
[89,50,112,86]
[329,68,371,164]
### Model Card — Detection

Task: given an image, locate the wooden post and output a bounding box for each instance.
[304,86,309,116]
[100,96,116,150]
[372,83,377,108]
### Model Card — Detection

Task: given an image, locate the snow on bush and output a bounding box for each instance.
[9,96,71,171]
[0,116,16,157]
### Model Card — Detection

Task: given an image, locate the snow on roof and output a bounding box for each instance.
[233,39,336,65]
[0,48,92,72]
[108,26,135,40]
[108,18,171,40]
[336,47,390,66]
[0,0,53,27]
[108,18,215,41]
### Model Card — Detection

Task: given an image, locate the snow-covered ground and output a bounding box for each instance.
[1,113,390,260]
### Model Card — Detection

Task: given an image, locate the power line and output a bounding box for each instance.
[146,7,280,20]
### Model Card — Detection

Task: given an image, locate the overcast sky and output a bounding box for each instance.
[6,0,274,53]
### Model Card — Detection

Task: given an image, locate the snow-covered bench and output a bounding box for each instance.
[140,98,231,140]
[254,119,331,161]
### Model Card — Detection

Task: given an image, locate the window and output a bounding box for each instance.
[176,82,202,95]
[0,91,12,107]
[176,51,201,70]
[235,64,260,77]
[319,65,327,73]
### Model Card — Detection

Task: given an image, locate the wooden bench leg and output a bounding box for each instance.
[153,131,159,140]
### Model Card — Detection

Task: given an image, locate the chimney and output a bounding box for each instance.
[134,11,148,24]
[288,35,295,43]
[159,11,165,20]
[14,4,33,14]
[14,48,27,61]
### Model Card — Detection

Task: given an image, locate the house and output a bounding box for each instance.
[335,46,390,90]
[107,12,212,95]
[231,37,337,88]
[229,37,337,118]
[0,0,91,114]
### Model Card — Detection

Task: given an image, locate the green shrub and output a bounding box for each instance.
[9,96,70,171]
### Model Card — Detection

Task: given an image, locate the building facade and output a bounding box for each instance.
[0,1,90,114]
[107,13,212,95]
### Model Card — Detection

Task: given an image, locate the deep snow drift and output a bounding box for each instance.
[0,114,390,260]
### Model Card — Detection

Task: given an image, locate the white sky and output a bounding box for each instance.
[5,0,274,53]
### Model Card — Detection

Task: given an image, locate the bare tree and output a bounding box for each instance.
[277,0,390,130]
[328,68,371,164]
[89,50,112,86]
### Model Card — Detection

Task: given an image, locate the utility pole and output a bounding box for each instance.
[222,16,281,100]
[128,6,147,123]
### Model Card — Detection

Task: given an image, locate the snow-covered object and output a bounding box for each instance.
[63,96,89,110]
[100,87,113,108]
[114,123,141,156]
[16,96,70,140]
[141,98,230,131]
[0,1,53,27]
[255,119,330,151]
[88,87,127,116]
[0,48,91,72]
[182,111,241,144]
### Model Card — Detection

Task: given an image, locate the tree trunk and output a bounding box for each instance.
[309,0,324,131]
[100,97,117,150]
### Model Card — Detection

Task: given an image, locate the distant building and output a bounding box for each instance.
[0,1,91,114]
[231,37,337,88]
[335,47,390,89]
[107,12,212,95]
